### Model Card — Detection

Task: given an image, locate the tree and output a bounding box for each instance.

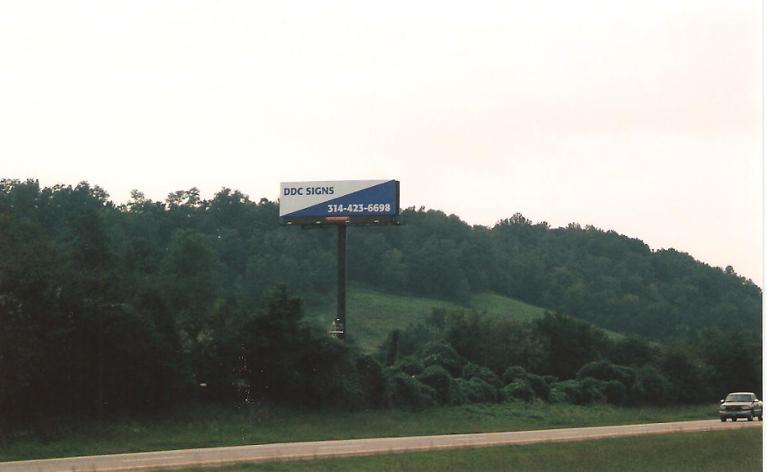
[535,313,607,379]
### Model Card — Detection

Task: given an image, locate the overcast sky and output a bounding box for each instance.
[1,1,762,285]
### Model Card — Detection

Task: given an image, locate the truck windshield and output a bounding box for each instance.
[725,394,753,402]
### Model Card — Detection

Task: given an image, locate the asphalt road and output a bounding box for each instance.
[0,419,760,472]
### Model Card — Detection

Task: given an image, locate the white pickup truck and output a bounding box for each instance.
[719,392,763,422]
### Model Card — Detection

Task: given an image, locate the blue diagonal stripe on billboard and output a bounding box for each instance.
[284,180,397,218]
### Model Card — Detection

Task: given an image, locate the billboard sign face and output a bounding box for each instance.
[280,180,400,224]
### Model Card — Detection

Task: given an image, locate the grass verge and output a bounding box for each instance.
[0,402,716,462]
[198,428,761,472]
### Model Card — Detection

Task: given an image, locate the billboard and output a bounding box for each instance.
[280,180,400,225]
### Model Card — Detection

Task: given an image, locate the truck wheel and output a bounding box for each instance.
[721,417,726,422]
[748,415,753,421]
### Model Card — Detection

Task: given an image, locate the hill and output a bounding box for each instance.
[345,210,762,341]
[304,285,621,351]
[2,179,759,343]
[0,179,760,430]
[303,285,550,351]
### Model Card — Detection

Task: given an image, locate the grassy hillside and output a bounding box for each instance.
[302,285,622,351]
[304,286,458,350]
[470,292,552,323]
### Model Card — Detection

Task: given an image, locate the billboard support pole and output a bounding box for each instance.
[280,180,401,341]
[336,224,347,340]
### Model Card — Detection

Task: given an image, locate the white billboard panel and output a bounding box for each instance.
[279,179,399,224]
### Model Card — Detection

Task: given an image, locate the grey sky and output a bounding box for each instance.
[1,1,762,285]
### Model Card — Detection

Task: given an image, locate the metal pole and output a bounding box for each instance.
[337,223,347,340]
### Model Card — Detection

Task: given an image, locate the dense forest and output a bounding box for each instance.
[0,179,761,433]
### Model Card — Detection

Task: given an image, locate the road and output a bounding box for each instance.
[0,419,760,472]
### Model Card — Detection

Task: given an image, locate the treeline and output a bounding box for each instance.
[1,180,759,340]
[0,179,761,432]
[353,211,761,340]
[377,309,761,409]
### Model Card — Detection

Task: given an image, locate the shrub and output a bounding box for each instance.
[631,366,671,405]
[502,366,528,385]
[551,377,607,405]
[577,360,636,390]
[383,369,437,409]
[421,342,465,377]
[454,377,498,403]
[604,380,627,405]
[544,375,559,385]
[659,348,710,404]
[578,377,608,404]
[502,367,550,401]
[355,354,385,408]
[463,362,501,387]
[548,385,568,404]
[526,374,551,401]
[577,360,612,379]
[417,365,452,404]
[396,356,425,376]
[448,378,468,405]
[501,379,535,402]
[551,380,582,404]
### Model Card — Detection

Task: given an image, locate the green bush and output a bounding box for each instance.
[502,366,528,385]
[448,378,469,406]
[502,367,549,401]
[551,380,581,404]
[631,366,671,405]
[462,363,501,387]
[548,385,568,404]
[577,360,636,391]
[383,369,437,409]
[659,348,710,404]
[501,379,535,402]
[578,377,607,404]
[544,375,559,385]
[604,380,627,405]
[421,342,465,377]
[526,374,551,401]
[454,377,498,403]
[396,356,425,376]
[354,355,385,408]
[551,377,607,405]
[417,365,452,405]
[576,360,614,380]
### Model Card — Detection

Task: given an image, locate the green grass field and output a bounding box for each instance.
[303,285,554,351]
[0,402,716,462]
[201,429,761,472]
[469,292,549,322]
